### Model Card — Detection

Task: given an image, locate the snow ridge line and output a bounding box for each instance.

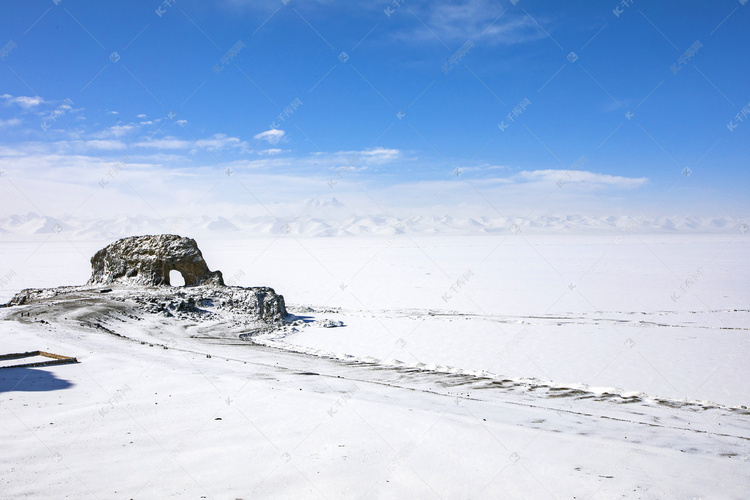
[250,332,750,418]
[51,316,750,443]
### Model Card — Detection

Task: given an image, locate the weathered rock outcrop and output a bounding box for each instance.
[6,234,287,324]
[6,285,286,323]
[88,234,225,287]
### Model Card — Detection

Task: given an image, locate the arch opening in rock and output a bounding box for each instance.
[87,235,225,287]
[10,234,287,322]
[169,269,186,287]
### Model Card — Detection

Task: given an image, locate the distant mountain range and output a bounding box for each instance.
[0,211,746,240]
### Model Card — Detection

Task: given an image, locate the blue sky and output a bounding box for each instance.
[0,0,748,219]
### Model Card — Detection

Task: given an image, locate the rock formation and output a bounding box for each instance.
[6,234,287,324]
[88,234,225,287]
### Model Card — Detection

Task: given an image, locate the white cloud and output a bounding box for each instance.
[359,147,401,163]
[0,118,21,127]
[406,0,547,45]
[136,114,147,118]
[107,111,119,115]
[87,140,128,150]
[135,137,194,149]
[0,142,721,220]
[254,129,285,145]
[92,124,138,139]
[17,138,127,156]
[128,132,250,152]
[195,133,248,152]
[456,164,510,173]
[1,94,44,108]
[515,170,648,188]
[313,147,402,170]
[260,148,284,155]
[218,157,291,171]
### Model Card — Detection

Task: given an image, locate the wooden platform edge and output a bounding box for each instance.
[0,358,79,370]
[0,350,42,361]
[0,351,78,369]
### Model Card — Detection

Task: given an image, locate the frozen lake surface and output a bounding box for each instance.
[1,233,748,498]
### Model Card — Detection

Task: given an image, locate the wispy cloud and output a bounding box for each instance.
[254,129,285,145]
[358,147,401,163]
[133,133,248,153]
[260,148,284,155]
[135,137,194,150]
[1,93,44,108]
[515,170,649,188]
[0,118,21,127]
[0,142,699,221]
[87,140,128,151]
[92,124,138,139]
[313,147,402,170]
[196,133,249,152]
[406,0,548,45]
[456,164,510,173]
[0,86,670,221]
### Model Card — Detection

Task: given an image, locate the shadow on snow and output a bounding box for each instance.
[0,367,75,393]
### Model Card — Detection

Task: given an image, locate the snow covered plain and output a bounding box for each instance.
[1,230,749,498]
